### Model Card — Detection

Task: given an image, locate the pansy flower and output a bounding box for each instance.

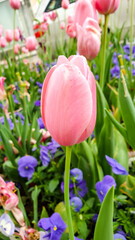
[18,156,37,180]
[0,213,15,237]
[105,155,128,175]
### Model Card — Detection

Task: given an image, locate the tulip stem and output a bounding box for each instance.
[129,0,134,88]
[100,14,109,90]
[64,146,74,240]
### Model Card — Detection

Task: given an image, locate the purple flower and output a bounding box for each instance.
[39,231,50,240]
[95,74,99,80]
[18,156,37,180]
[0,103,3,109]
[70,168,83,183]
[70,197,83,212]
[77,180,88,198]
[111,65,120,78]
[95,175,116,202]
[38,213,67,240]
[40,145,50,167]
[0,213,15,237]
[47,138,60,157]
[12,94,19,104]
[36,81,43,88]
[132,69,135,76]
[14,112,24,125]
[0,117,14,130]
[123,45,130,55]
[105,155,128,175]
[35,100,40,107]
[74,238,83,240]
[112,52,118,65]
[93,213,98,223]
[124,55,130,62]
[133,45,135,54]
[38,117,45,129]
[113,233,127,240]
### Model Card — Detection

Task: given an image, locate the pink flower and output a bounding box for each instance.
[77,18,101,60]
[14,43,20,54]
[41,55,96,146]
[41,22,48,32]
[66,23,76,38]
[25,36,37,51]
[43,12,49,22]
[5,29,13,42]
[61,0,69,9]
[0,77,6,101]
[93,0,120,15]
[0,37,7,48]
[0,25,3,37]
[49,11,57,21]
[60,21,65,30]
[9,0,21,10]
[21,46,29,54]
[74,0,98,29]
[14,28,20,41]
[67,15,74,24]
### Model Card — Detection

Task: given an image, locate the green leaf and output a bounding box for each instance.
[77,221,89,239]
[93,186,114,240]
[40,206,49,219]
[120,175,135,201]
[31,186,41,225]
[21,114,29,151]
[48,179,59,193]
[17,188,30,227]
[118,72,135,149]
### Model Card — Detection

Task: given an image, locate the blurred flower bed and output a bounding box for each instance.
[0,0,135,240]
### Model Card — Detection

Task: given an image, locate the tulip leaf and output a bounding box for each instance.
[93,186,114,240]
[120,175,135,201]
[17,188,30,227]
[118,72,135,149]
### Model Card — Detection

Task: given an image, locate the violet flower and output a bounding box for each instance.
[123,44,130,55]
[70,168,83,183]
[38,117,45,129]
[18,156,38,180]
[112,52,119,65]
[113,233,127,240]
[0,117,14,130]
[47,138,60,158]
[38,212,67,240]
[40,145,50,167]
[95,175,116,203]
[35,100,40,107]
[12,94,19,104]
[105,155,128,175]
[111,65,120,78]
[0,213,15,237]
[70,197,83,212]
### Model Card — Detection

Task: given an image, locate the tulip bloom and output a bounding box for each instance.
[14,28,20,41]
[0,77,6,101]
[25,36,37,51]
[5,29,13,43]
[77,18,101,60]
[0,25,3,37]
[61,0,69,9]
[9,0,21,9]
[41,55,96,146]
[74,0,98,29]
[93,0,120,15]
[14,44,20,54]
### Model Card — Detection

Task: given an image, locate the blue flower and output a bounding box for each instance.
[40,145,50,167]
[35,100,40,107]
[12,94,19,104]
[112,52,119,65]
[18,156,37,180]
[38,213,67,240]
[123,45,130,55]
[95,175,116,202]
[70,197,83,212]
[36,81,43,88]
[39,231,50,240]
[0,213,15,237]
[38,117,45,129]
[70,168,83,183]
[111,65,120,78]
[47,138,60,158]
[93,213,98,223]
[0,117,14,130]
[132,69,135,76]
[74,237,83,240]
[105,155,128,175]
[124,55,130,62]
[113,233,127,240]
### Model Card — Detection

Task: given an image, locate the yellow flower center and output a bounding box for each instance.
[25,166,28,169]
[53,226,57,231]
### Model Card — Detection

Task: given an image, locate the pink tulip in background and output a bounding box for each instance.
[49,11,57,21]
[60,21,65,30]
[0,77,6,101]
[93,0,120,15]
[41,55,96,146]
[25,36,37,51]
[0,37,7,48]
[66,23,76,38]
[61,0,69,9]
[77,18,101,60]
[21,46,29,54]
[14,28,20,41]
[74,0,98,29]
[9,0,21,10]
[0,25,3,37]
[14,43,20,54]
[5,29,13,42]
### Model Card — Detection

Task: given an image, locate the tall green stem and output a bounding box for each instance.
[129,0,134,88]
[100,14,109,90]
[13,9,16,55]
[8,94,19,137]
[64,146,74,240]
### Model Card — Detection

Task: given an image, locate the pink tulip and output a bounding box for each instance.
[0,37,7,48]
[60,22,65,30]
[74,0,98,29]
[49,11,57,21]
[5,29,13,42]
[61,0,69,9]
[41,55,96,146]
[43,12,49,22]
[0,77,6,101]
[67,15,74,24]
[25,36,37,51]
[41,22,48,32]
[93,0,120,15]
[0,25,3,37]
[9,0,21,9]
[14,43,20,54]
[77,18,101,60]
[21,46,29,54]
[14,28,20,41]
[66,23,76,38]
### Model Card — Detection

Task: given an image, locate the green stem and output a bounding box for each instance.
[129,0,134,88]
[64,146,74,240]
[8,94,19,137]
[100,14,109,90]
[13,9,16,55]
